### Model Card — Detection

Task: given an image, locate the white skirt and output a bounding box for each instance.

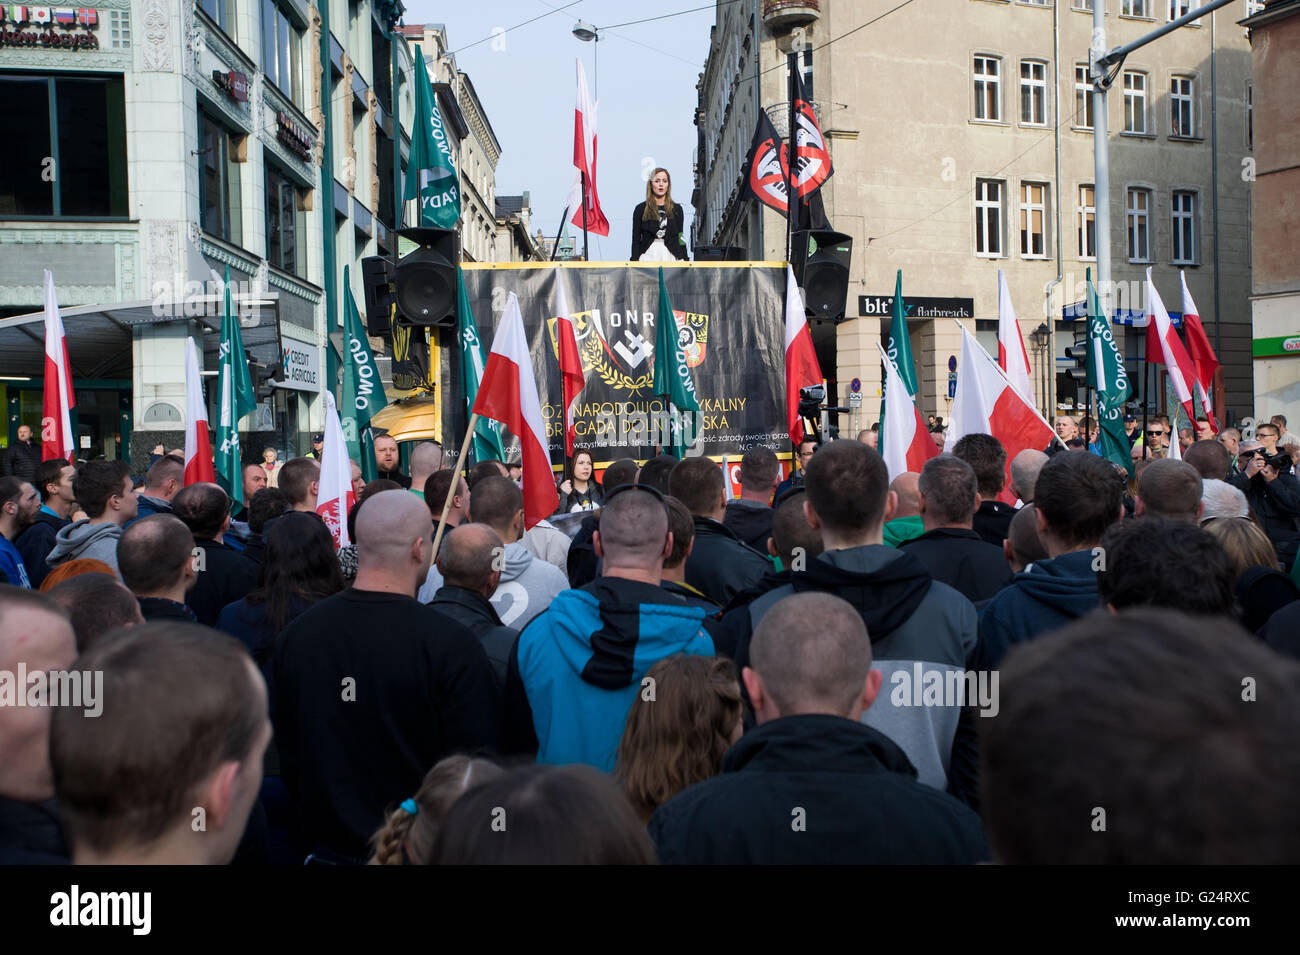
[639,239,675,262]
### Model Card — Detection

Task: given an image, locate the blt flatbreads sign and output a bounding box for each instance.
[0,7,102,50]
[280,343,320,392]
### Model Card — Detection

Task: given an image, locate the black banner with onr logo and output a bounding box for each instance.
[451,264,788,466]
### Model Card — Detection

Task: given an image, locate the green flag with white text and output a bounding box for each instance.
[879,269,918,458]
[1086,268,1134,477]
[216,266,257,507]
[651,268,701,459]
[343,265,384,481]
[456,268,506,465]
[404,45,460,230]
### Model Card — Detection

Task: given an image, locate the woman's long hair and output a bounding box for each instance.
[370,755,502,865]
[245,511,344,633]
[642,167,675,221]
[615,654,743,823]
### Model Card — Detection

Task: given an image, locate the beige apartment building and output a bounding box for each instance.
[694,0,1256,427]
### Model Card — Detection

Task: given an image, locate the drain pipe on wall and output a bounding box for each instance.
[1042,0,1063,420]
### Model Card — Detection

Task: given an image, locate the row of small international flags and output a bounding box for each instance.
[1,6,98,27]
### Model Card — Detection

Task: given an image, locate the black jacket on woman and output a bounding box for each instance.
[631,201,687,261]
[561,481,604,513]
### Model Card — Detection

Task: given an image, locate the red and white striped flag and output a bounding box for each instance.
[568,58,609,237]
[946,324,1056,505]
[996,269,1035,407]
[554,271,585,458]
[315,390,356,549]
[784,265,823,447]
[473,292,559,529]
[1179,271,1220,431]
[1145,268,1199,427]
[40,270,76,462]
[183,337,215,485]
[877,342,940,482]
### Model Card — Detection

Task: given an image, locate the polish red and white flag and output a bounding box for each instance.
[554,272,585,458]
[567,58,609,237]
[41,270,76,462]
[473,292,559,528]
[315,390,356,549]
[1179,270,1220,431]
[1145,268,1200,427]
[183,337,215,486]
[996,269,1035,409]
[877,342,940,482]
[784,265,823,447]
[946,324,1056,505]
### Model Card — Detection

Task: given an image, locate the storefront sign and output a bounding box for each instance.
[859,295,974,318]
[280,342,320,392]
[1252,334,1300,359]
[213,69,248,103]
[276,110,314,161]
[0,6,100,50]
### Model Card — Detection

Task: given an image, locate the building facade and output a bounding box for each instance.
[694,0,1255,429]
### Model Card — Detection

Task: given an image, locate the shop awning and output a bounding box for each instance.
[0,293,284,381]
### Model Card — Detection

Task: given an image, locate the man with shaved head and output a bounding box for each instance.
[407,441,444,502]
[505,485,714,770]
[1008,449,1048,504]
[272,488,501,862]
[428,523,517,686]
[1134,459,1204,524]
[648,592,987,865]
[882,472,925,547]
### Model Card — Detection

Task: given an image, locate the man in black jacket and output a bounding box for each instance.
[428,523,518,687]
[16,458,75,590]
[649,591,987,864]
[2,425,42,484]
[723,447,779,550]
[954,433,1016,546]
[671,457,770,606]
[901,455,1013,604]
[566,458,639,588]
[118,515,199,622]
[171,483,258,627]
[1231,439,1300,570]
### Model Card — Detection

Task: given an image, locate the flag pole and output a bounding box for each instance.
[581,170,590,261]
[550,206,569,262]
[1142,362,1150,461]
[432,413,479,563]
[785,51,797,267]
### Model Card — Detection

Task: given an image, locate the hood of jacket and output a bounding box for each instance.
[499,541,534,583]
[790,545,932,643]
[47,519,121,564]
[722,713,918,778]
[26,509,70,536]
[541,577,709,691]
[1004,549,1100,612]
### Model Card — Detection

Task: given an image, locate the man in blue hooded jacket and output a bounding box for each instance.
[504,484,714,771]
[978,450,1124,668]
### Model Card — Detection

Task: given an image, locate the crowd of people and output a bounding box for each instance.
[1,410,1298,866]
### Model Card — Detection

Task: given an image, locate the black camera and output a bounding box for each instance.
[1251,448,1293,472]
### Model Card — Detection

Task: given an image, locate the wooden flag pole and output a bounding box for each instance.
[432,413,479,564]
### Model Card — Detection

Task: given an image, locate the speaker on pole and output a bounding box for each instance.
[791,229,853,323]
[394,227,459,328]
[360,255,395,337]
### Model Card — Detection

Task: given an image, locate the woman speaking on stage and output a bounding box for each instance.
[631,168,688,262]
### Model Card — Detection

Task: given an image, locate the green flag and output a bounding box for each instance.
[879,269,917,458]
[456,268,506,464]
[1085,268,1134,477]
[404,45,460,230]
[651,268,701,459]
[216,266,256,507]
[342,265,385,481]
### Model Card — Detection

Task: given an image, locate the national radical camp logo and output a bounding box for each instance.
[547,307,709,397]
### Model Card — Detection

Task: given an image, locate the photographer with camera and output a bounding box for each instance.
[1231,422,1300,571]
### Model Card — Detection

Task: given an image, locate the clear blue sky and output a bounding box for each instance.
[405,0,717,260]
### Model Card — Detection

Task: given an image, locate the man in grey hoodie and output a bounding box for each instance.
[419,476,567,629]
[46,461,138,576]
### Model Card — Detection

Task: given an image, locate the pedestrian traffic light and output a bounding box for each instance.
[1064,328,1088,382]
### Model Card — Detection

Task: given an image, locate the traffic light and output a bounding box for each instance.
[247,351,282,402]
[1064,328,1088,383]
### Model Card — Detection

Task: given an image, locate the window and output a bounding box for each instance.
[1172,191,1196,263]
[261,0,302,106]
[265,164,305,276]
[1074,0,1094,10]
[1123,0,1151,15]
[200,0,237,40]
[1075,66,1093,129]
[1020,60,1047,125]
[1168,0,1192,18]
[974,56,1001,122]
[0,73,128,217]
[1246,84,1253,148]
[1078,185,1096,259]
[1123,72,1147,133]
[199,110,243,244]
[1126,188,1151,261]
[109,9,131,48]
[975,179,1004,257]
[1020,182,1048,258]
[1170,75,1194,136]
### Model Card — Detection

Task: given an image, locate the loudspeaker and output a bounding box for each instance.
[791,230,853,322]
[360,255,395,337]
[694,245,747,262]
[394,227,459,328]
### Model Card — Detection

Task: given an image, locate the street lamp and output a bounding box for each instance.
[572,20,598,97]
[1031,322,1050,418]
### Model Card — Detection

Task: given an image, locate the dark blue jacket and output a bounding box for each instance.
[978,549,1102,668]
[648,714,988,865]
[218,594,318,676]
[15,509,69,589]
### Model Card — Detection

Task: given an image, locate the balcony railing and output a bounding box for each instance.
[762,0,821,30]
